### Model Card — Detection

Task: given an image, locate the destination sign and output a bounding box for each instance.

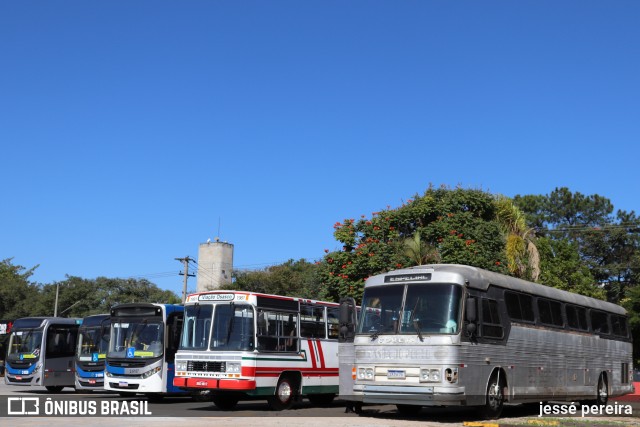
[198,294,235,301]
[383,273,432,283]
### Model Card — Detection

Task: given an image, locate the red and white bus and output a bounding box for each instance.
[173,291,340,410]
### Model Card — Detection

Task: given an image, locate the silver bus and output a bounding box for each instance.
[4,317,81,392]
[340,264,634,418]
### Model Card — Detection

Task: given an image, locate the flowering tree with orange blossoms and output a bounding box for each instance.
[318,186,510,303]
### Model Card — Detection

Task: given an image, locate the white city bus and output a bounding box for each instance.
[340,264,634,418]
[4,317,81,392]
[104,303,185,398]
[173,291,341,410]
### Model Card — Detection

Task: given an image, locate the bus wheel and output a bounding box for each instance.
[45,386,64,393]
[396,404,422,416]
[478,374,505,419]
[307,393,335,406]
[212,395,239,411]
[268,376,297,410]
[595,373,608,405]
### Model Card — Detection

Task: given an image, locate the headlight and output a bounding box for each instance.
[226,363,241,374]
[176,361,188,371]
[357,367,374,380]
[420,368,441,383]
[141,366,162,379]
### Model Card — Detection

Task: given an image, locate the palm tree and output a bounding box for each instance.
[495,196,540,281]
[403,232,440,266]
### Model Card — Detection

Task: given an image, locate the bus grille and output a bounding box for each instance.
[188,361,225,372]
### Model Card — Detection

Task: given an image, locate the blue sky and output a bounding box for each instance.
[1,1,638,297]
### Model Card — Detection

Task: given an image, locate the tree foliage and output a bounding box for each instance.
[0,259,180,320]
[514,187,640,304]
[230,259,325,301]
[0,259,40,319]
[318,186,510,302]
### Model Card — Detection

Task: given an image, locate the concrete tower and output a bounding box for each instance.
[196,238,234,292]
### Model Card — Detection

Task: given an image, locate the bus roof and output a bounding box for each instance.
[12,317,82,329]
[366,264,626,316]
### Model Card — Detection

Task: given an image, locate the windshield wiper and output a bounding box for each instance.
[370,329,379,341]
[413,320,424,342]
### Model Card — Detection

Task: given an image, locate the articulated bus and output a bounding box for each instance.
[4,317,81,392]
[173,291,341,410]
[75,314,110,390]
[340,264,634,418]
[104,303,185,398]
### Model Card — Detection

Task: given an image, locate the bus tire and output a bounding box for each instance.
[396,404,422,416]
[307,393,335,406]
[45,386,64,393]
[268,375,298,410]
[478,373,505,419]
[212,395,239,411]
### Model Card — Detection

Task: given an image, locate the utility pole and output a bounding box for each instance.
[175,256,195,304]
[54,283,60,317]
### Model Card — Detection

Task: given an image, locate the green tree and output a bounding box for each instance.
[495,196,540,281]
[231,259,325,300]
[515,187,640,304]
[403,233,440,266]
[318,186,508,302]
[0,259,41,319]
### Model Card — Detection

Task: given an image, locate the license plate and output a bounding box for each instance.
[118,381,129,387]
[387,369,405,379]
[89,379,96,385]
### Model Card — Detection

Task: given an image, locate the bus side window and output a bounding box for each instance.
[480,299,503,339]
[590,310,610,334]
[327,308,339,339]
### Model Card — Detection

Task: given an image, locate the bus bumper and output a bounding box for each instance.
[353,384,466,406]
[174,377,257,391]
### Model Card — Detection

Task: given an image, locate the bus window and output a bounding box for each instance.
[590,310,610,334]
[300,305,325,338]
[611,315,628,338]
[357,285,403,335]
[538,299,563,327]
[256,310,297,352]
[566,305,588,331]
[327,307,339,339]
[505,291,534,322]
[481,299,503,339]
[46,326,77,358]
[401,284,462,334]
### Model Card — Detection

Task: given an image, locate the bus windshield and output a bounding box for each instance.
[181,304,213,350]
[7,329,43,361]
[357,283,463,335]
[210,303,254,351]
[108,320,164,359]
[77,325,110,359]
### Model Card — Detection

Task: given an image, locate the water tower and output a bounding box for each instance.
[196,238,234,292]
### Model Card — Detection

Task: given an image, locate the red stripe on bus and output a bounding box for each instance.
[307,340,317,369]
[315,340,325,369]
